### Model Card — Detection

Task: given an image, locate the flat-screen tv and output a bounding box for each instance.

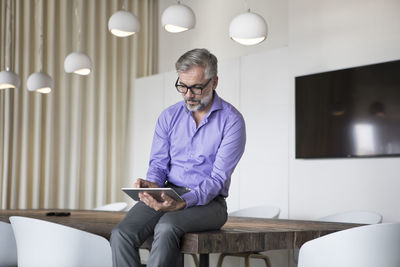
[296,59,400,159]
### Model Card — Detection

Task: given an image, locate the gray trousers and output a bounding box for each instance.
[110,196,227,267]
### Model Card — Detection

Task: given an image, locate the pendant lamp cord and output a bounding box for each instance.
[74,0,81,51]
[122,0,127,10]
[5,0,11,70]
[243,0,250,12]
[38,0,44,72]
[10,0,15,71]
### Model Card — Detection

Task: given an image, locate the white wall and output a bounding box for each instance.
[131,0,400,266]
[288,0,400,222]
[154,0,400,222]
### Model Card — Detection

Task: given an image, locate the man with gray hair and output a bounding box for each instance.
[110,48,246,267]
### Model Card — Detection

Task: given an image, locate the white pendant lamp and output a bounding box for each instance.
[27,72,53,94]
[64,52,92,75]
[229,10,268,46]
[161,2,196,33]
[108,10,140,37]
[0,69,20,90]
[64,1,93,76]
[27,0,53,94]
[0,0,20,90]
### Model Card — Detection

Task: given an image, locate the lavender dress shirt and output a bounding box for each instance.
[146,92,246,208]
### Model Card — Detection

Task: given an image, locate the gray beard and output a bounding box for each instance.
[185,90,213,112]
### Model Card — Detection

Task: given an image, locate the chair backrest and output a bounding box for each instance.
[229,205,280,219]
[298,223,400,267]
[319,211,382,224]
[0,221,18,267]
[10,216,112,267]
[93,202,128,211]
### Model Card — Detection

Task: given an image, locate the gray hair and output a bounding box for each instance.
[175,48,218,79]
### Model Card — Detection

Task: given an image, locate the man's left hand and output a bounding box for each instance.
[139,192,186,212]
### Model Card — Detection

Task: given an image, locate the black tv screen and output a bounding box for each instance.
[295,59,400,159]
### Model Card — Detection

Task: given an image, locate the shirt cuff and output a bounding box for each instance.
[181,191,198,208]
[146,177,165,188]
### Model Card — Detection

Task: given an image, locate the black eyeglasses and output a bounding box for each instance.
[175,77,212,95]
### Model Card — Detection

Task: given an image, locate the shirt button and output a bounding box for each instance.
[185,167,188,171]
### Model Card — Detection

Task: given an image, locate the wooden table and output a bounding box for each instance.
[0,209,362,267]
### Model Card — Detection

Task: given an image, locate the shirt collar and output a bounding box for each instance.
[209,91,223,113]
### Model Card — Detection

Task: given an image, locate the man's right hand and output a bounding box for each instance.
[134,178,159,188]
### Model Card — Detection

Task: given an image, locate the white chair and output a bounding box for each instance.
[292,210,383,265]
[298,223,400,267]
[0,221,17,267]
[319,211,382,224]
[217,205,281,267]
[93,202,128,211]
[10,216,112,267]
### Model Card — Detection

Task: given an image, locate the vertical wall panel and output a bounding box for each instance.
[240,48,290,218]
[130,74,164,204]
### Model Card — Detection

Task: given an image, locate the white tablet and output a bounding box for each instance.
[122,188,183,202]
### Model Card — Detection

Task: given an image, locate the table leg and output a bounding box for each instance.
[199,254,209,267]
